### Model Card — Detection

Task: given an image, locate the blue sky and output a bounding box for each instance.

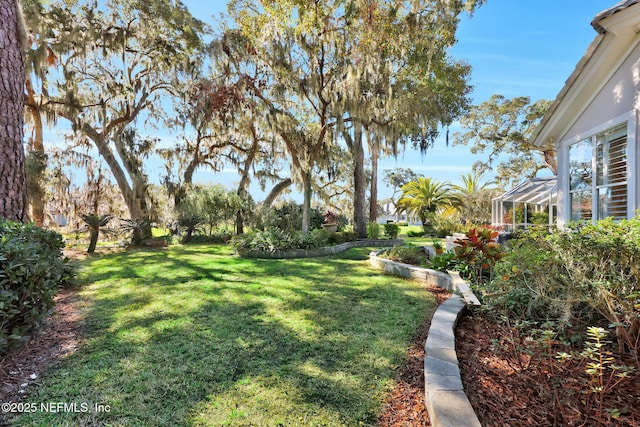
[177,0,615,201]
[45,1,616,202]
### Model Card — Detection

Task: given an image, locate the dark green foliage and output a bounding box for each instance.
[430,252,458,272]
[383,223,399,239]
[177,214,204,244]
[327,231,359,244]
[261,202,324,232]
[379,245,427,266]
[186,232,233,244]
[481,217,640,356]
[406,230,426,237]
[119,218,152,246]
[0,220,76,354]
[230,229,325,253]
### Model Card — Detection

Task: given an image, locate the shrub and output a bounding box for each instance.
[0,220,77,354]
[430,252,458,272]
[433,214,463,238]
[187,231,233,244]
[379,245,427,266]
[327,231,359,244]
[482,217,640,356]
[230,229,324,253]
[453,227,504,285]
[407,230,425,237]
[366,222,380,239]
[383,223,399,239]
[260,202,324,232]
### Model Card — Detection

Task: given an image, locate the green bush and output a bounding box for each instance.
[482,217,640,355]
[187,231,233,244]
[260,202,324,232]
[430,252,458,272]
[406,230,425,237]
[383,223,399,239]
[0,220,76,354]
[379,245,427,266]
[327,231,359,244]
[230,229,324,253]
[366,222,380,239]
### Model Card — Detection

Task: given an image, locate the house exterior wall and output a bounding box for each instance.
[562,42,640,140]
[556,41,640,227]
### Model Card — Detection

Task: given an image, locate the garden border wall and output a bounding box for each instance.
[369,250,482,427]
[236,239,404,259]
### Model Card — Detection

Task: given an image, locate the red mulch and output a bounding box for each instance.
[377,285,450,427]
[456,309,640,427]
[0,290,84,406]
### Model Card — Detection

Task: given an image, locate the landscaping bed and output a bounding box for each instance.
[457,309,640,427]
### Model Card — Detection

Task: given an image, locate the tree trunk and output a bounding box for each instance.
[263,178,293,208]
[352,126,367,238]
[0,0,26,222]
[301,171,312,234]
[25,77,46,226]
[369,137,379,223]
[87,228,98,253]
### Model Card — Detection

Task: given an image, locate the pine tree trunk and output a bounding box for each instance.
[0,0,26,222]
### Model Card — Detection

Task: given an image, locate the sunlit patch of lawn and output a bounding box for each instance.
[12,245,436,426]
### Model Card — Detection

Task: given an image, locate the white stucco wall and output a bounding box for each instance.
[556,41,640,226]
[562,42,640,140]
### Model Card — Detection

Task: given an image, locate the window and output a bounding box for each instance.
[568,124,627,221]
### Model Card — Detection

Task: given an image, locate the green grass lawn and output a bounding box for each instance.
[12,245,436,426]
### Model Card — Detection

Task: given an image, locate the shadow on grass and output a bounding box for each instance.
[12,245,435,426]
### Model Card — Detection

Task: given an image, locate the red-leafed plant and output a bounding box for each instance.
[454,227,504,285]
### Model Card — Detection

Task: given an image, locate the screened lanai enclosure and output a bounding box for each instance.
[491,177,557,231]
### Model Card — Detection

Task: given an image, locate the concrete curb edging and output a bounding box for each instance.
[237,239,404,259]
[369,250,482,427]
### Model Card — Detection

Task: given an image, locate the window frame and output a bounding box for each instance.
[563,112,635,224]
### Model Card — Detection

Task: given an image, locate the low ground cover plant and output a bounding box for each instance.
[378,244,429,267]
[0,220,76,354]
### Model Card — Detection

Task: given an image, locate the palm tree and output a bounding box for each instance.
[452,172,498,225]
[398,178,459,232]
[79,214,113,253]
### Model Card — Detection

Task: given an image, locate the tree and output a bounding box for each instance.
[383,168,423,221]
[398,177,458,232]
[453,94,553,187]
[226,2,338,234]
[452,171,498,225]
[0,0,27,221]
[41,0,207,229]
[79,213,112,254]
[330,0,480,237]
